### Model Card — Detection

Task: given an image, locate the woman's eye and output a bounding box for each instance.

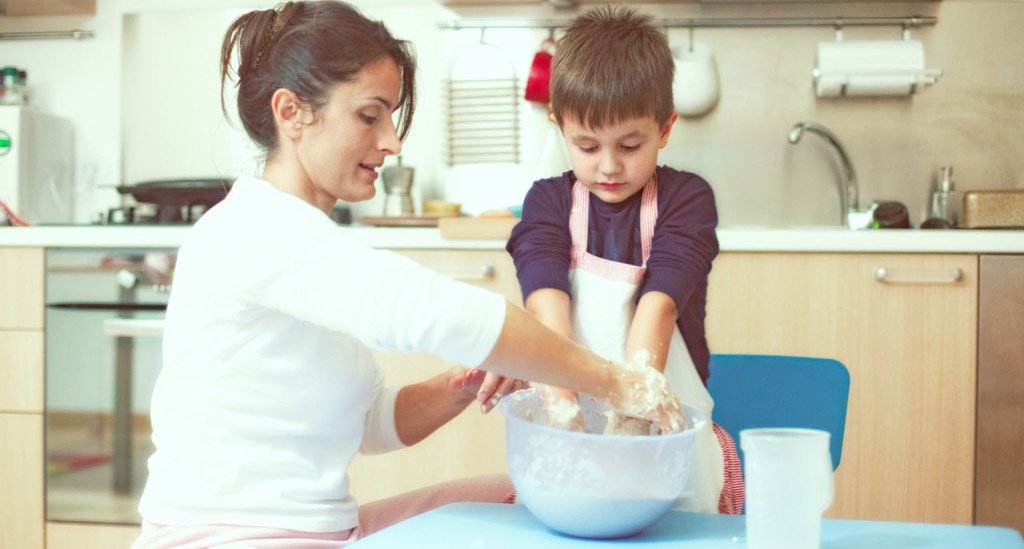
[359,113,378,125]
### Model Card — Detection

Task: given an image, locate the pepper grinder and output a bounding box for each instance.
[382,156,414,217]
[928,165,962,227]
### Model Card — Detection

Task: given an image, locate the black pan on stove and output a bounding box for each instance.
[116,178,233,222]
[117,178,233,206]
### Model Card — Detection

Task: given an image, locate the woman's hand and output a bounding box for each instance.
[448,366,485,398]
[472,370,528,413]
[450,368,525,412]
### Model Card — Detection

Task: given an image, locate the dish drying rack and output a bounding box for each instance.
[446,35,521,166]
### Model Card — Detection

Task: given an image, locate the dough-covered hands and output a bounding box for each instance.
[475,360,684,434]
[603,357,685,434]
[536,384,586,432]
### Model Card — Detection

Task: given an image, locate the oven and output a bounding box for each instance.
[45,248,172,525]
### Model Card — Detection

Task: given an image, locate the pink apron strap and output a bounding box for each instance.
[569,181,590,260]
[639,174,658,266]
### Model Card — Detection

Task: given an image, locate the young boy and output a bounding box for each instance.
[504,5,742,514]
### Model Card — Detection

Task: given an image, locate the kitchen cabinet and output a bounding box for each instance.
[0,247,45,549]
[706,253,977,525]
[0,247,44,330]
[348,250,522,505]
[0,0,94,16]
[46,523,139,549]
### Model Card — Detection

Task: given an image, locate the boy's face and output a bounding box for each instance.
[558,112,677,204]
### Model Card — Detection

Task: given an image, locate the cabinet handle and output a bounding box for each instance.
[438,264,496,282]
[103,318,166,338]
[873,266,963,284]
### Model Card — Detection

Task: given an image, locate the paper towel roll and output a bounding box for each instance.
[814,39,941,97]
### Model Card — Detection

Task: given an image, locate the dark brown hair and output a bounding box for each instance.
[220,1,416,153]
[550,5,673,129]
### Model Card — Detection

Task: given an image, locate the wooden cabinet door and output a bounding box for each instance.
[0,331,44,413]
[0,414,44,549]
[707,253,977,524]
[347,250,522,504]
[0,248,46,547]
[0,247,45,329]
[46,523,139,549]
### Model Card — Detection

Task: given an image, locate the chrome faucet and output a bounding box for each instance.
[787,122,863,228]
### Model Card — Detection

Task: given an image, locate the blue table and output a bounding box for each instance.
[351,503,1024,548]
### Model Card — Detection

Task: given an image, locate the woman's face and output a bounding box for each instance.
[295,57,403,210]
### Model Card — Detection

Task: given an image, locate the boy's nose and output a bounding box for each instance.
[599,152,622,177]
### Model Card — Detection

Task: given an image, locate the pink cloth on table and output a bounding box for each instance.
[132,474,514,548]
[131,522,356,549]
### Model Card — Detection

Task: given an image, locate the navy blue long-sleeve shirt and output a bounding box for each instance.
[506,165,719,382]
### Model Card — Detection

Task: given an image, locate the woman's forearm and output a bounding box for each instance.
[394,372,475,446]
[478,302,614,400]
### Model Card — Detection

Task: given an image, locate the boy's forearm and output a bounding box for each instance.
[625,291,678,372]
[524,288,573,339]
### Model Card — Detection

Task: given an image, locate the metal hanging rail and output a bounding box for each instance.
[438,16,937,31]
[0,29,94,41]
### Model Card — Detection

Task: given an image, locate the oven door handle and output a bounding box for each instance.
[103,318,166,338]
[47,302,167,311]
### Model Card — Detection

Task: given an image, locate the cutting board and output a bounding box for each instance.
[360,215,444,227]
[439,217,519,240]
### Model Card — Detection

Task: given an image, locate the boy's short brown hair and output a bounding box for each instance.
[550,5,674,129]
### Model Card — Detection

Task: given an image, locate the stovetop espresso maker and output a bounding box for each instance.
[382,157,414,216]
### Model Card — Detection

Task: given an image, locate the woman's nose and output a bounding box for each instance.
[381,122,402,156]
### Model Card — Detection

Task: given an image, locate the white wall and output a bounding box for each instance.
[2,0,1023,226]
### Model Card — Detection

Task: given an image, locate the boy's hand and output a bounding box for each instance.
[604,361,685,434]
[536,384,586,432]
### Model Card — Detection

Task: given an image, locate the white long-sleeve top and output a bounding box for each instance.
[137,175,506,533]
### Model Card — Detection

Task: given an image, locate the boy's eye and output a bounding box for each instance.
[621,144,640,152]
[578,145,598,153]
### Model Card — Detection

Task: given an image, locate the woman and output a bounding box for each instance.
[132,2,681,548]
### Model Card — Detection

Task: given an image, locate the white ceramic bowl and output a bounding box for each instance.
[497,389,706,539]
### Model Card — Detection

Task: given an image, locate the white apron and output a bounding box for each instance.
[567,178,724,513]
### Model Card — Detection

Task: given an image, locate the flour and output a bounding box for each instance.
[546,397,584,431]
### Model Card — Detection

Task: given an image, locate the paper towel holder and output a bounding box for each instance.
[812,26,942,97]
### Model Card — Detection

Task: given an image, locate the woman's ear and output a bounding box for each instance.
[271,88,310,140]
[658,111,679,148]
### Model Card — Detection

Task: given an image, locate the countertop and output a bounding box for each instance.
[2,225,1024,253]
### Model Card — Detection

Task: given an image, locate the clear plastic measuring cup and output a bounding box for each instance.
[740,428,834,549]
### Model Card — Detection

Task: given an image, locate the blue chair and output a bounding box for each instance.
[707,354,850,471]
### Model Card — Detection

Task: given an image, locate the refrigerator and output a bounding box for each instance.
[0,105,75,224]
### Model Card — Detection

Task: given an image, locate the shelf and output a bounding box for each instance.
[0,0,94,17]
